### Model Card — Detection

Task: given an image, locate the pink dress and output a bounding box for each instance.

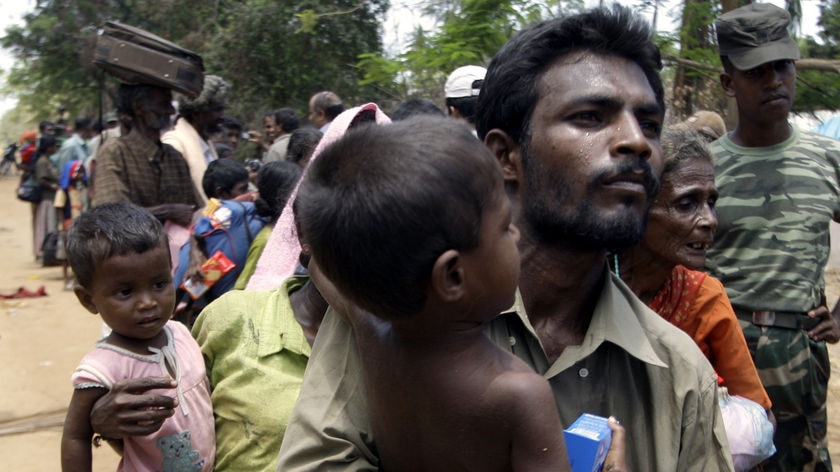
[72,321,215,471]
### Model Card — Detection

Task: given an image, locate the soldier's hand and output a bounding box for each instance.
[807,305,840,343]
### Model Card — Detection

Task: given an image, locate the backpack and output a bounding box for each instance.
[173,199,266,311]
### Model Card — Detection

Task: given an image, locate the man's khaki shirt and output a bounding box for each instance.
[276,272,734,471]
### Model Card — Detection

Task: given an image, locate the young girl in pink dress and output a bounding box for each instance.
[61,202,214,471]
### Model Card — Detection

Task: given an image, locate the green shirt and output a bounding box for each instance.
[276,273,734,471]
[234,226,272,290]
[706,126,840,312]
[192,276,311,472]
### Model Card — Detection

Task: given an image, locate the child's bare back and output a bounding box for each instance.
[351,312,570,471]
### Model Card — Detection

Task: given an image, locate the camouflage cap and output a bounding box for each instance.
[715,3,800,71]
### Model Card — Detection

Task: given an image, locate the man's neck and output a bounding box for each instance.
[517,238,606,362]
[729,118,792,148]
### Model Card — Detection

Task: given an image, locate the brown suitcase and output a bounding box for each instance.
[94,21,204,97]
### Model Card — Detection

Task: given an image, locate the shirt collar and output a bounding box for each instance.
[505,271,667,378]
[255,276,312,358]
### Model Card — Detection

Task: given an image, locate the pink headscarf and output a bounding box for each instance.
[245,103,392,290]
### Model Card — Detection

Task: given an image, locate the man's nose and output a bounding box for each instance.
[612,113,652,161]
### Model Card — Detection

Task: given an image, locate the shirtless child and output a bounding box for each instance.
[294,116,571,471]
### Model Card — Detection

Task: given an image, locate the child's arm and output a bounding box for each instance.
[507,372,571,472]
[61,387,109,472]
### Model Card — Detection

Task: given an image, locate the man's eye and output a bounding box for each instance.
[640,120,661,137]
[570,111,600,125]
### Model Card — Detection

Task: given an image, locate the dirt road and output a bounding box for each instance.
[0,173,119,469]
[1,171,839,470]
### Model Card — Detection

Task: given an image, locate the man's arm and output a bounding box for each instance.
[91,141,131,205]
[89,377,177,439]
[62,387,107,471]
[146,204,196,227]
[677,375,735,471]
[275,309,380,471]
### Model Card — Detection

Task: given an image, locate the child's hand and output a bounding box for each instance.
[90,377,178,439]
[603,416,627,472]
[185,239,208,284]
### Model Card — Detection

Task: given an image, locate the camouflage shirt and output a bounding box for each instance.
[706,125,840,312]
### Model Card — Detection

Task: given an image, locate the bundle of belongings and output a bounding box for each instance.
[94,20,204,97]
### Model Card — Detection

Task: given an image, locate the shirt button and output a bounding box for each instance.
[509,336,516,347]
[578,368,589,378]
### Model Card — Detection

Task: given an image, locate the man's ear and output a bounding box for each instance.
[430,249,465,303]
[720,72,736,98]
[484,129,522,186]
[74,285,100,315]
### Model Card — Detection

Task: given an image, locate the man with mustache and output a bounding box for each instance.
[706,3,840,470]
[163,75,230,204]
[93,83,199,228]
[276,5,733,471]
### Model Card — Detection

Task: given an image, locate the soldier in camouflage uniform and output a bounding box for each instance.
[707,4,840,471]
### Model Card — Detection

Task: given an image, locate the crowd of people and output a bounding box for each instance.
[6,2,837,472]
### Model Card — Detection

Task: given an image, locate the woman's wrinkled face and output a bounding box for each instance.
[641,158,717,271]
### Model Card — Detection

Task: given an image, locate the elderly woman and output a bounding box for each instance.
[613,126,770,411]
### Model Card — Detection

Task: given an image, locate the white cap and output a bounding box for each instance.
[444,65,487,98]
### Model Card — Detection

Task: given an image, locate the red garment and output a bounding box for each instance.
[0,286,46,299]
[19,142,35,164]
[649,265,771,410]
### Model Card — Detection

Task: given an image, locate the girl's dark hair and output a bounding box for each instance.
[254,161,303,223]
[287,127,323,165]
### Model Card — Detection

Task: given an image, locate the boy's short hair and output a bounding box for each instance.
[295,116,502,318]
[202,158,249,198]
[66,203,168,289]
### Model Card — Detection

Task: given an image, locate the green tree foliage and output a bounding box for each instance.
[209,0,387,122]
[1,0,387,126]
[669,0,722,119]
[2,2,101,118]
[798,0,840,113]
[359,0,574,109]
[3,0,837,130]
